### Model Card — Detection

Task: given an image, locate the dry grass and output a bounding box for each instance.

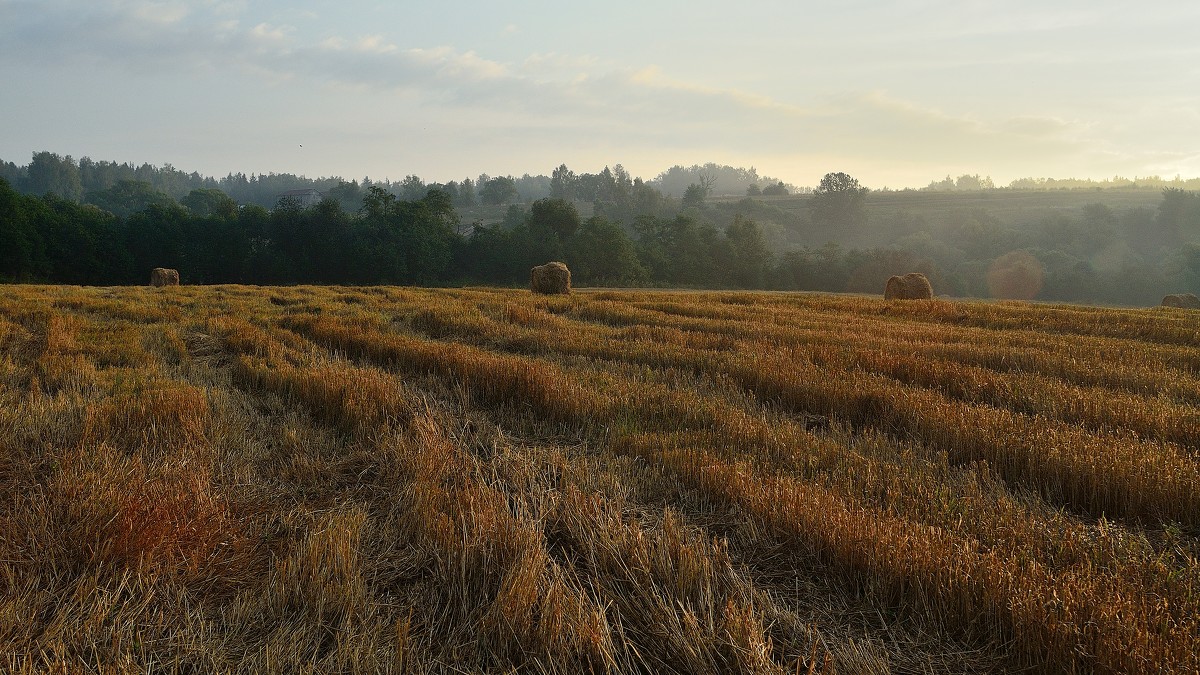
[1,284,1197,673]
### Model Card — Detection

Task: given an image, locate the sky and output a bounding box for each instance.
[2,0,1199,190]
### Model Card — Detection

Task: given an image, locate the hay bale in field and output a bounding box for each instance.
[1161,293,1200,309]
[884,272,933,300]
[530,261,571,295]
[150,268,180,287]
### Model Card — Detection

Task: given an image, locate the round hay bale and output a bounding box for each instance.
[530,262,571,295]
[884,272,932,300]
[150,268,180,287]
[1162,293,1200,309]
[884,275,904,300]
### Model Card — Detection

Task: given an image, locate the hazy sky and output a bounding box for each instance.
[2,0,1198,189]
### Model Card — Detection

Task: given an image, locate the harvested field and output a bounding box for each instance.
[1,284,1198,673]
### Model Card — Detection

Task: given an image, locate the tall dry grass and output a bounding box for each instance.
[2,284,1197,673]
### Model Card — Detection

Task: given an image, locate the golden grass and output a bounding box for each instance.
[1,284,1197,673]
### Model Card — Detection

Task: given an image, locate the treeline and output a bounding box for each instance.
[0,178,452,285]
[0,173,787,289]
[649,163,799,197]
[0,152,795,210]
[3,150,1200,305]
[6,169,1196,305]
[0,151,544,209]
[732,182,1200,305]
[925,172,1200,192]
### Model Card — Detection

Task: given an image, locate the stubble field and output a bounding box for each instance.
[0,284,1198,673]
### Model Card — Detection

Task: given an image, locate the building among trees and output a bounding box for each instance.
[275,188,325,208]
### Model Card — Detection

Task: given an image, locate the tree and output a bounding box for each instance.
[25,152,83,202]
[457,177,476,207]
[455,223,521,283]
[770,243,848,292]
[633,214,719,286]
[653,164,775,197]
[121,202,184,276]
[925,174,995,191]
[1167,241,1200,293]
[0,160,23,187]
[480,176,518,205]
[947,209,1014,260]
[239,205,274,283]
[566,216,646,285]
[181,188,238,220]
[44,198,128,283]
[361,185,398,220]
[0,178,44,281]
[1158,188,1200,246]
[595,166,618,203]
[1080,203,1118,254]
[86,180,176,219]
[611,164,633,203]
[186,198,253,283]
[400,175,426,200]
[682,183,707,209]
[513,173,552,202]
[574,172,602,202]
[955,174,994,191]
[843,248,935,294]
[529,198,582,239]
[550,164,577,201]
[439,181,460,206]
[327,180,363,212]
[354,187,461,284]
[926,175,956,191]
[761,181,789,196]
[720,216,772,288]
[811,172,868,232]
[746,184,761,196]
[814,172,867,198]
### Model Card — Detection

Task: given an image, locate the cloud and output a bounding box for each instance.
[521,52,602,78]
[351,35,398,55]
[118,0,190,25]
[203,0,247,16]
[997,116,1073,137]
[1,0,1192,186]
[402,47,508,81]
[552,70,1087,172]
[813,91,1086,161]
[0,1,230,69]
[249,22,290,44]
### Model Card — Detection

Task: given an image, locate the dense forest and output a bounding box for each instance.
[1,152,1198,306]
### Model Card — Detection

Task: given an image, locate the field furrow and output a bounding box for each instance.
[357,291,1200,528]
[2,284,1198,674]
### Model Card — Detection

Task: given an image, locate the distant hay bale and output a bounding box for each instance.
[1161,293,1200,309]
[150,268,180,287]
[530,262,571,295]
[884,272,933,300]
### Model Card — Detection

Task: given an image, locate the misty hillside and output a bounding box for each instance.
[1,152,1198,307]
